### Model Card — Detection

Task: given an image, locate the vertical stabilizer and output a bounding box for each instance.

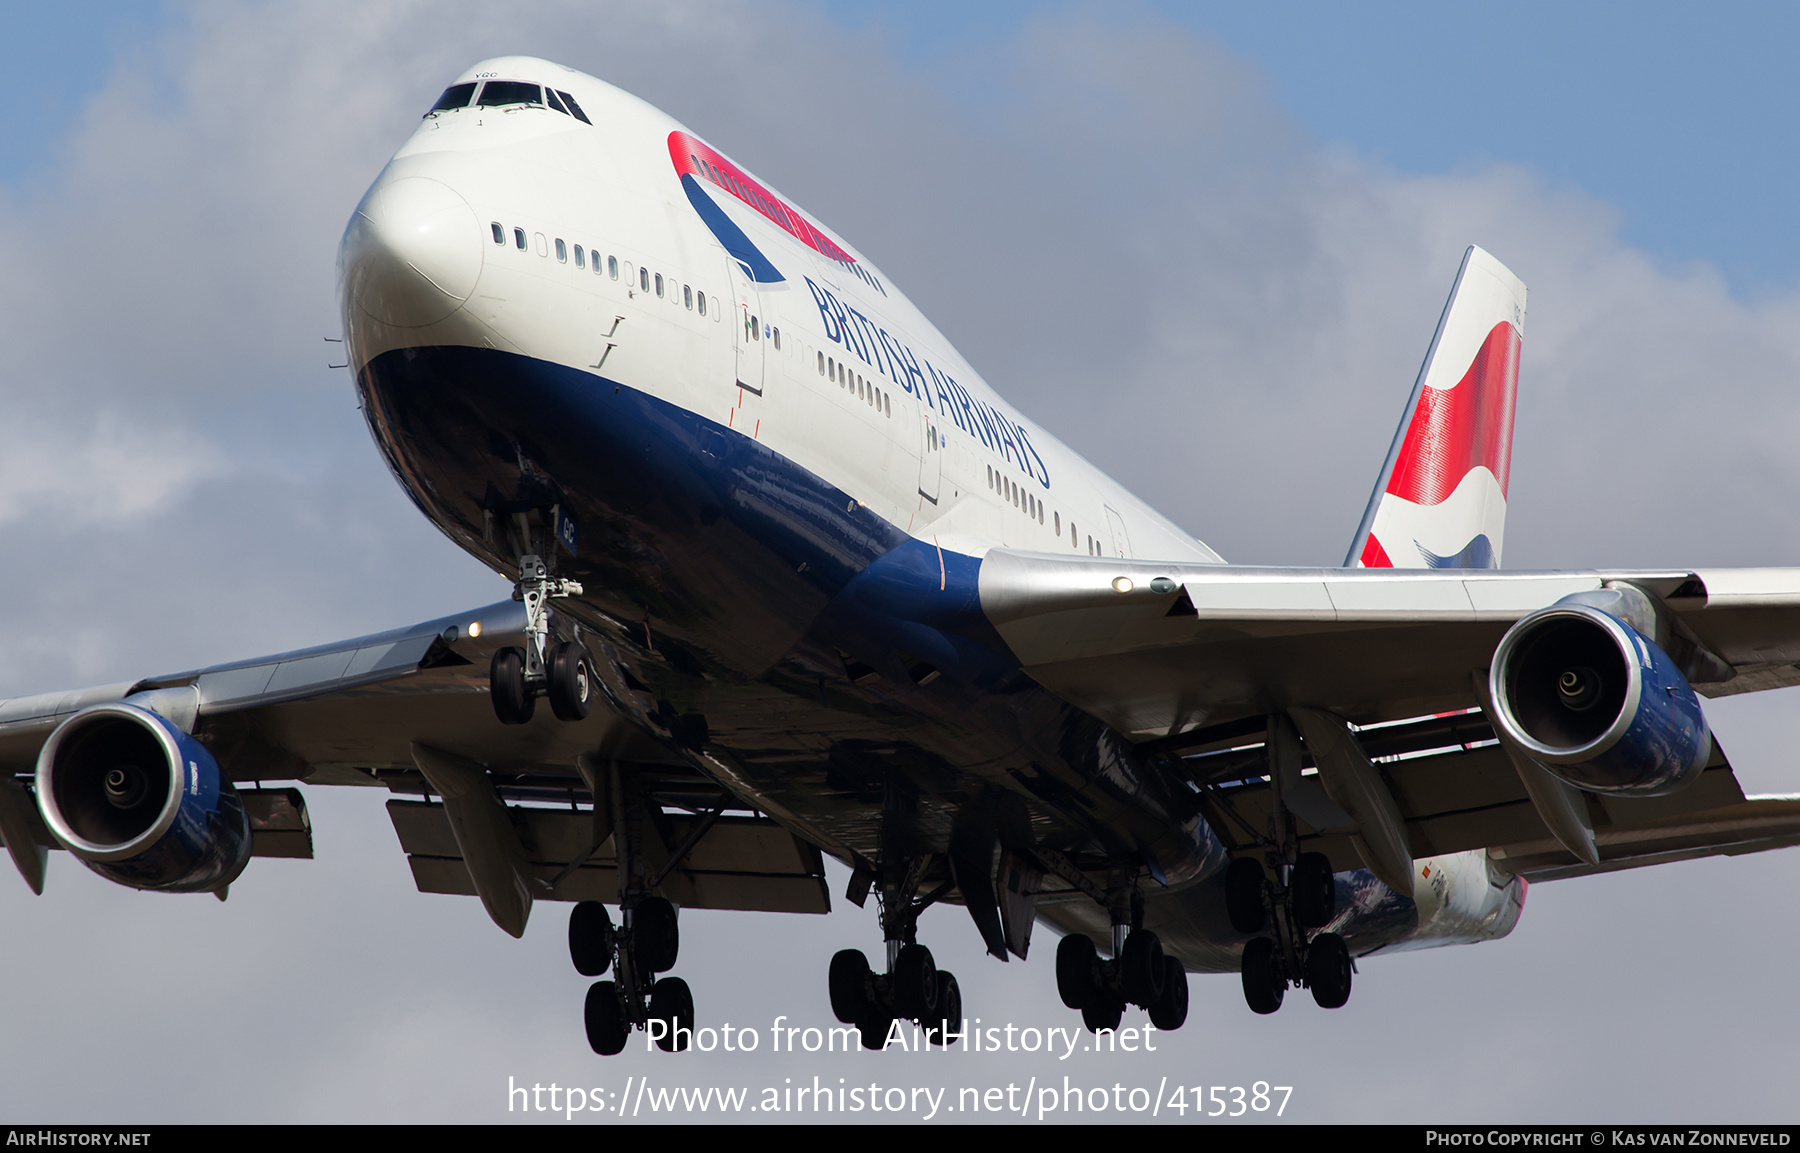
[1345,246,1526,569]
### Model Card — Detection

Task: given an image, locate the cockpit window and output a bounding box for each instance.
[427,83,477,115]
[545,88,568,115]
[556,91,592,124]
[477,81,544,108]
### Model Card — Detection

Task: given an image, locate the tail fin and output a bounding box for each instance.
[1345,245,1526,570]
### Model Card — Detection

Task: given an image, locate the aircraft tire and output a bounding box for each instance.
[1055,932,1099,1010]
[584,981,628,1056]
[649,976,695,1052]
[1121,929,1167,1008]
[569,901,614,977]
[924,970,962,1046]
[1149,955,1189,1031]
[1306,932,1352,1009]
[892,943,937,1021]
[489,647,534,725]
[1080,994,1123,1034]
[1225,857,1267,934]
[857,1012,894,1052]
[1293,852,1337,929]
[547,641,594,722]
[1240,937,1285,1015]
[632,897,680,974]
[828,949,871,1023]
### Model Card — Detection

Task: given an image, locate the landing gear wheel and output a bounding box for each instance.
[1120,929,1167,1008]
[857,1012,894,1051]
[892,943,937,1021]
[1080,995,1123,1034]
[1293,852,1337,929]
[632,897,680,975]
[1149,955,1189,1031]
[1240,937,1285,1015]
[1225,857,1267,934]
[648,976,696,1052]
[584,981,628,1055]
[924,971,962,1046]
[1306,931,1352,1009]
[547,641,594,722]
[569,901,614,976]
[829,949,871,1024]
[1056,933,1099,1010]
[490,647,534,725]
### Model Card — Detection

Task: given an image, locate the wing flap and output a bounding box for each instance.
[388,801,830,914]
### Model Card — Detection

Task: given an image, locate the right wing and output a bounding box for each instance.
[0,601,828,925]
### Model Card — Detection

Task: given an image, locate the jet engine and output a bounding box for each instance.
[1489,597,1711,796]
[36,702,251,892]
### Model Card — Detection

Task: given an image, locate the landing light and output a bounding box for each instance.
[1112,577,1134,594]
[468,621,483,638]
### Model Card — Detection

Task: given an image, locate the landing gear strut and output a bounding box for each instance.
[1053,883,1190,1033]
[828,855,966,1050]
[490,505,592,725]
[1231,716,1354,1014]
[567,762,698,1054]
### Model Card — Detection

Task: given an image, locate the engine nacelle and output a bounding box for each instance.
[1489,598,1711,796]
[36,702,251,892]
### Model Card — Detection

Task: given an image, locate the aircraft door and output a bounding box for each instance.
[1104,504,1132,558]
[917,405,942,506]
[729,259,765,396]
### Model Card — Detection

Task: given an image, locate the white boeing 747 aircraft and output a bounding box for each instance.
[4,56,1799,1054]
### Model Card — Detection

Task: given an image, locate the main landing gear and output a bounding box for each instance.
[571,896,694,1055]
[489,506,594,726]
[1228,854,1351,1013]
[568,761,697,1055]
[828,856,966,1050]
[1053,886,1190,1033]
[1224,716,1354,1014]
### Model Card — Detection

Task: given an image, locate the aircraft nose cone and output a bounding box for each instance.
[339,176,483,327]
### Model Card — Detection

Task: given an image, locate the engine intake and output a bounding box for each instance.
[36,702,251,892]
[1490,599,1710,796]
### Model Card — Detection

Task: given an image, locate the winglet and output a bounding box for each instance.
[1345,246,1526,569]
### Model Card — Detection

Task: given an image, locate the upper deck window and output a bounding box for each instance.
[477,81,544,108]
[556,91,592,124]
[427,83,477,115]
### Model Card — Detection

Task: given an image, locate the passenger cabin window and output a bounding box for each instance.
[491,222,504,244]
[555,238,567,262]
[639,267,649,292]
[772,326,781,350]
[556,90,592,124]
[608,256,618,279]
[654,272,664,297]
[477,81,543,108]
[697,291,707,316]
[514,227,527,249]
[574,244,585,268]
[818,351,825,375]
[684,285,693,309]
[427,82,477,115]
[1054,512,1061,535]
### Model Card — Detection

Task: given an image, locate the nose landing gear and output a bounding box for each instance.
[488,505,591,725]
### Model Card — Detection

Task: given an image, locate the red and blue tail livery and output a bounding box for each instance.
[1348,246,1526,569]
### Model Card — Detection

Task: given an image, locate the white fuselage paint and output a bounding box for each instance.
[346,56,1221,572]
